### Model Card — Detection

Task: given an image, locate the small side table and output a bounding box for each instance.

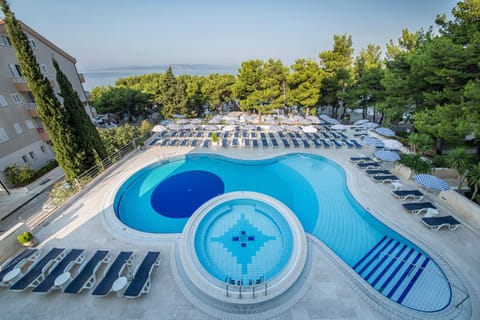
[54,272,72,289]
[3,268,23,286]
[112,276,128,296]
[391,181,403,191]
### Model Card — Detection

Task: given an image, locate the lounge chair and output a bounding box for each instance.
[402,202,437,215]
[0,249,40,286]
[92,251,134,297]
[271,138,279,148]
[252,139,259,148]
[371,175,400,184]
[342,139,354,148]
[123,251,160,298]
[391,190,424,201]
[351,139,362,148]
[231,138,240,147]
[261,139,269,147]
[311,139,322,148]
[356,162,381,170]
[32,249,85,293]
[301,139,311,148]
[349,156,371,163]
[282,139,291,148]
[244,138,251,147]
[10,248,66,291]
[421,216,461,231]
[365,169,391,176]
[291,139,300,148]
[64,250,112,294]
[190,139,199,147]
[330,139,342,148]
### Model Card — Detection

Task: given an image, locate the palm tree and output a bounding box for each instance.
[468,162,480,200]
[446,147,472,190]
[407,133,432,153]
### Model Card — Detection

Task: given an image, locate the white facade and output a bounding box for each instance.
[0,19,92,181]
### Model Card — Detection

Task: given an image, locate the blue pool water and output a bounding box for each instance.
[194,198,293,283]
[114,153,451,312]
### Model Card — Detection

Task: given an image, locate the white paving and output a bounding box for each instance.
[1,143,479,320]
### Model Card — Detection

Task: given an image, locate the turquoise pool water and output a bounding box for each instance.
[194,198,293,283]
[114,153,451,312]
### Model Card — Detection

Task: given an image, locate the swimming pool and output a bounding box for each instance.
[114,153,452,312]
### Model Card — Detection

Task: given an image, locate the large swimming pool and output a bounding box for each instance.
[114,153,452,312]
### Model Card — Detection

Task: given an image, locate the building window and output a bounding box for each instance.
[25,120,35,129]
[8,64,22,77]
[11,93,22,104]
[0,95,7,107]
[0,35,11,46]
[13,123,23,134]
[22,155,28,163]
[0,128,10,143]
[40,64,48,74]
[29,39,38,49]
[40,145,46,153]
[29,151,35,159]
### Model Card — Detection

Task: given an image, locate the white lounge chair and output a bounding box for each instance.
[123,251,160,298]
[64,250,112,294]
[391,190,424,201]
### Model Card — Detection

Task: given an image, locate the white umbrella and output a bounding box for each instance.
[173,114,185,119]
[243,124,256,131]
[224,119,238,125]
[208,118,221,124]
[190,118,203,124]
[361,122,379,129]
[285,125,301,132]
[167,123,184,130]
[160,119,173,125]
[308,116,321,124]
[269,125,284,132]
[152,125,167,132]
[176,118,190,124]
[382,139,403,150]
[375,127,395,137]
[353,119,369,125]
[276,115,289,123]
[222,125,236,132]
[299,118,312,125]
[204,125,219,131]
[302,125,318,133]
[374,150,401,162]
[331,124,347,131]
[414,174,450,191]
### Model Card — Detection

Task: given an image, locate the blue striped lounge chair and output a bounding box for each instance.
[271,138,279,148]
[319,139,331,148]
[64,250,112,294]
[10,248,66,291]
[32,249,85,293]
[123,251,160,298]
[301,139,311,148]
[291,139,300,148]
[282,139,291,148]
[92,251,134,297]
[391,190,424,201]
[311,139,322,148]
[421,216,461,231]
[0,249,41,286]
[402,202,437,215]
[351,139,362,148]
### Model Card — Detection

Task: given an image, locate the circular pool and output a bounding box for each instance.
[180,191,307,303]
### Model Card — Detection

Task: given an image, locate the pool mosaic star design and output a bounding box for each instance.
[211,214,276,274]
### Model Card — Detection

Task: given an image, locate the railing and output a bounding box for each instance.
[12,76,27,83]
[224,275,267,299]
[24,102,37,109]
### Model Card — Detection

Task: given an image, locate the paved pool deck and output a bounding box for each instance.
[0,143,479,320]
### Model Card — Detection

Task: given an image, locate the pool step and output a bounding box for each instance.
[353,237,430,305]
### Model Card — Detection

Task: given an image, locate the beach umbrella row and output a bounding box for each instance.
[362,136,385,148]
[375,127,395,137]
[374,150,400,162]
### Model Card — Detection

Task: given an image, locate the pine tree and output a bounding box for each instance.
[53,58,107,168]
[0,0,83,181]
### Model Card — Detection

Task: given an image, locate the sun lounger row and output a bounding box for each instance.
[1,248,160,298]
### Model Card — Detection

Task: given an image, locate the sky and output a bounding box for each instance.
[4,0,457,72]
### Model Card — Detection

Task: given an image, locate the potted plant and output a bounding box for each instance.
[211,132,219,146]
[17,231,38,247]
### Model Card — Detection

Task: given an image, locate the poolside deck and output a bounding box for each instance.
[1,142,478,319]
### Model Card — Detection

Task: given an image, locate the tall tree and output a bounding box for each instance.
[233,59,264,113]
[0,0,83,181]
[90,87,152,121]
[156,67,187,118]
[288,59,322,116]
[318,34,354,119]
[53,59,107,169]
[202,73,236,112]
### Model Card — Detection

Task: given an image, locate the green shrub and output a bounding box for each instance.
[4,163,35,186]
[211,132,218,143]
[17,231,33,244]
[431,155,449,168]
[399,153,431,173]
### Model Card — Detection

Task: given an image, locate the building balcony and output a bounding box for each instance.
[36,127,50,141]
[25,103,39,117]
[12,76,55,92]
[78,73,85,83]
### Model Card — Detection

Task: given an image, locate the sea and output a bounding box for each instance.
[80,64,238,91]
